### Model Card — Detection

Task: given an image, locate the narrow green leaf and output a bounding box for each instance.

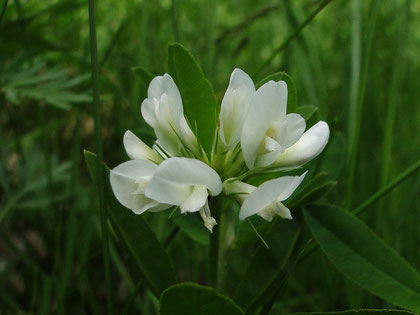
[132,66,155,87]
[168,43,219,156]
[295,105,319,129]
[234,219,302,311]
[289,180,337,207]
[303,204,420,313]
[172,211,209,245]
[160,283,244,315]
[286,310,416,315]
[256,71,297,114]
[84,150,177,296]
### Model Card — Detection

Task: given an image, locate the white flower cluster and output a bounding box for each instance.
[110,69,329,232]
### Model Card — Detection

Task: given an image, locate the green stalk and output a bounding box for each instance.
[344,0,380,210]
[354,158,420,216]
[208,196,222,289]
[252,0,333,79]
[0,0,8,25]
[87,0,113,313]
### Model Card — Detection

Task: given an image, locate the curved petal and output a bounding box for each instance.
[148,74,183,112]
[123,130,162,163]
[281,113,306,148]
[258,202,292,221]
[239,172,306,220]
[111,159,157,179]
[219,68,255,149]
[241,80,287,169]
[110,160,159,214]
[200,201,217,233]
[180,185,208,213]
[273,121,330,168]
[146,157,222,196]
[141,98,159,129]
[145,179,193,206]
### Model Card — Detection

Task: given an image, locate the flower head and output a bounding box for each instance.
[110,67,329,233]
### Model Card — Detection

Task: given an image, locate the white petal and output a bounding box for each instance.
[178,116,200,156]
[219,68,255,149]
[274,121,330,168]
[239,172,306,220]
[275,202,292,220]
[180,185,208,213]
[110,160,159,214]
[146,157,222,196]
[148,74,183,111]
[141,98,159,129]
[145,179,193,206]
[281,113,306,148]
[199,201,217,233]
[123,130,162,163]
[111,159,157,179]
[241,80,287,169]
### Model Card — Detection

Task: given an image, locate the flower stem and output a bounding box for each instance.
[208,196,222,289]
[87,0,113,313]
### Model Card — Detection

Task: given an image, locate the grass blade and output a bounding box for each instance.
[87,0,112,313]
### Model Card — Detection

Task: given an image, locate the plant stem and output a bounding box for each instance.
[252,0,333,79]
[354,158,420,216]
[87,0,113,313]
[208,196,222,289]
[0,0,8,25]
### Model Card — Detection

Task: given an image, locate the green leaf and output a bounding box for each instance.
[234,219,303,312]
[132,66,155,87]
[256,72,297,113]
[286,310,416,315]
[289,176,337,207]
[168,43,219,156]
[160,283,244,315]
[84,150,177,296]
[303,204,420,313]
[295,105,319,129]
[172,211,209,245]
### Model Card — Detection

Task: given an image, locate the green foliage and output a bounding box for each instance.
[168,43,220,156]
[286,311,417,315]
[234,219,302,312]
[0,58,91,110]
[304,204,420,313]
[160,283,244,315]
[1,0,419,313]
[84,150,177,296]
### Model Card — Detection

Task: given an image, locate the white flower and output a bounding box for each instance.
[241,80,329,169]
[110,160,171,215]
[145,157,223,232]
[218,68,255,150]
[141,74,200,157]
[123,130,163,164]
[224,172,307,221]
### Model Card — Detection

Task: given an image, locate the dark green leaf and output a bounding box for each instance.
[132,66,155,87]
[172,211,209,245]
[84,150,177,296]
[160,283,244,315]
[256,72,297,113]
[295,105,319,129]
[303,204,420,313]
[286,310,416,315]
[234,219,303,312]
[168,43,219,156]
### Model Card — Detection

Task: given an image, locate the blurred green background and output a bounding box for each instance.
[1,0,419,313]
